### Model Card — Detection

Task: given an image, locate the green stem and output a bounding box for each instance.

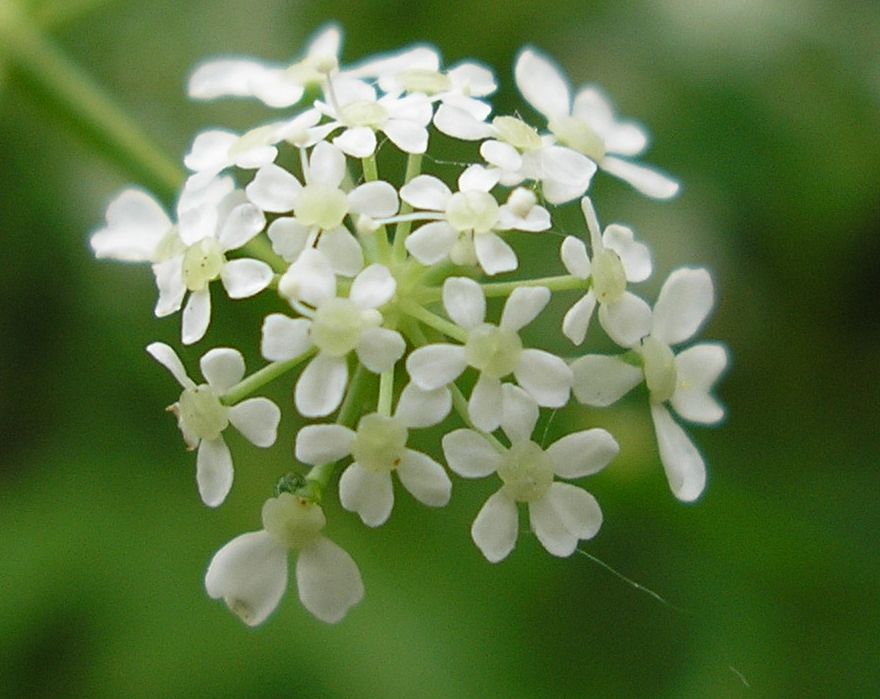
[378,369,394,416]
[391,153,423,262]
[221,347,316,405]
[480,274,588,297]
[398,299,468,343]
[361,155,378,182]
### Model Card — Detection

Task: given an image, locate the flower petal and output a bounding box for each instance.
[406,344,467,390]
[469,374,504,433]
[547,429,619,478]
[443,276,485,330]
[382,120,428,154]
[295,353,348,417]
[562,291,597,345]
[397,449,452,507]
[229,398,281,447]
[472,490,518,563]
[182,288,211,345]
[475,232,518,276]
[188,59,274,100]
[333,127,377,158]
[356,327,406,373]
[146,342,194,389]
[92,189,172,261]
[651,268,715,346]
[601,156,680,200]
[598,292,653,348]
[278,248,336,307]
[514,349,572,408]
[261,314,311,361]
[220,259,273,299]
[347,180,399,218]
[246,163,301,213]
[339,462,394,527]
[308,142,346,187]
[434,104,494,140]
[196,437,234,508]
[571,354,643,407]
[395,384,451,429]
[267,217,312,262]
[529,482,602,557]
[442,429,501,478]
[350,263,396,309]
[560,236,591,279]
[671,343,728,424]
[500,286,550,331]
[602,224,651,283]
[200,347,245,392]
[295,424,356,465]
[405,221,458,265]
[296,537,364,623]
[514,48,571,120]
[317,227,364,277]
[481,140,522,173]
[500,383,539,443]
[204,530,288,627]
[458,164,501,193]
[650,403,706,502]
[153,257,186,317]
[399,175,451,211]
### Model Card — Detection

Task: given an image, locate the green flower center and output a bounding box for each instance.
[641,336,678,403]
[493,116,542,152]
[446,191,499,233]
[294,185,349,230]
[464,323,523,379]
[177,384,229,442]
[310,298,379,357]
[262,493,326,550]
[182,238,224,292]
[351,414,408,473]
[591,249,627,304]
[498,440,554,502]
[340,99,389,128]
[548,115,606,161]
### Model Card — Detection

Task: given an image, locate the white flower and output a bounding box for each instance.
[90,188,180,263]
[246,141,397,276]
[310,77,433,157]
[188,24,343,108]
[406,277,572,432]
[401,166,549,275]
[571,268,727,502]
[295,382,452,527]
[443,385,616,562]
[205,493,364,625]
[515,47,679,200]
[146,342,281,507]
[432,109,597,205]
[561,197,652,347]
[266,251,405,417]
[151,188,272,345]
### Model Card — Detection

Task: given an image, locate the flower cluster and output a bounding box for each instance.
[91,25,726,626]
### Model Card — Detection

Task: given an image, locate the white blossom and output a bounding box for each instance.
[561,197,652,347]
[443,385,616,561]
[571,268,727,502]
[205,493,363,624]
[406,277,572,431]
[146,342,281,507]
[515,47,679,200]
[295,382,452,526]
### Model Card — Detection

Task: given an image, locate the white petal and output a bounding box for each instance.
[220,259,273,299]
[405,221,458,265]
[308,142,346,187]
[599,292,653,348]
[295,353,348,417]
[218,199,265,252]
[382,120,428,154]
[188,59,273,100]
[500,383,540,443]
[338,463,394,527]
[333,127,377,158]
[92,189,171,261]
[399,175,451,211]
[200,347,245,392]
[651,268,715,346]
[261,314,311,361]
[386,93,433,125]
[472,490,518,563]
[295,424,356,464]
[500,286,550,331]
[267,217,311,262]
[602,224,651,283]
[434,104,494,140]
[650,404,706,502]
[184,130,235,173]
[448,62,497,96]
[196,437,234,508]
[228,398,280,448]
[514,48,571,120]
[571,354,643,407]
[458,164,501,193]
[317,227,364,277]
[560,236,591,279]
[443,276,485,330]
[481,140,522,173]
[529,482,602,557]
[152,257,186,317]
[442,429,501,478]
[296,537,364,624]
[305,24,342,62]
[395,384,451,428]
[468,374,504,433]
[405,344,467,390]
[539,147,596,204]
[573,87,648,156]
[347,180,399,218]
[563,291,597,345]
[475,233,518,276]
[204,530,288,627]
[356,327,406,373]
[397,450,451,507]
[350,264,396,309]
[146,341,194,389]
[514,349,572,408]
[278,248,336,307]
[182,288,211,345]
[246,164,301,213]
[547,429,619,478]
[601,156,680,200]
[671,343,728,424]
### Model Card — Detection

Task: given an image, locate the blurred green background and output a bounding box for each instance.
[1,0,878,697]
